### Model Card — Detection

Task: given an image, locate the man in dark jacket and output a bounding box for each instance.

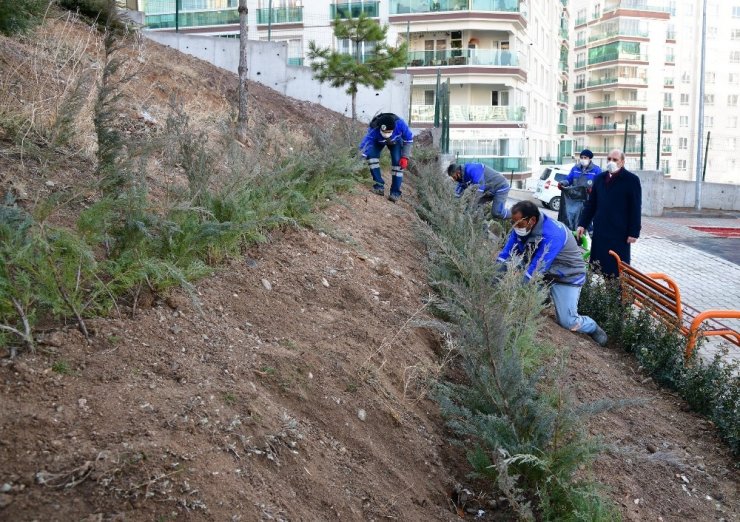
[577,149,641,277]
[496,200,607,345]
[447,162,511,219]
[359,113,414,203]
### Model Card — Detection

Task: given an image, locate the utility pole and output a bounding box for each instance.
[175,0,179,32]
[694,0,708,210]
[702,131,711,181]
[656,110,662,170]
[639,114,645,170]
[267,0,273,42]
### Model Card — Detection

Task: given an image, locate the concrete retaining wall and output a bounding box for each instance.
[143,32,410,124]
[663,179,740,211]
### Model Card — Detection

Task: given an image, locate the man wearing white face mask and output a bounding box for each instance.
[558,149,601,231]
[496,201,607,346]
[359,113,414,202]
[576,149,642,277]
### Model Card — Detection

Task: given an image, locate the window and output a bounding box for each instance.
[680,93,689,105]
[704,94,715,105]
[733,29,740,40]
[678,159,687,171]
[731,73,740,84]
[680,116,689,127]
[733,6,740,17]
[661,160,670,173]
[681,72,691,84]
[731,51,740,63]
[424,90,435,106]
[491,90,510,106]
[679,137,688,149]
[729,94,739,106]
[706,72,715,83]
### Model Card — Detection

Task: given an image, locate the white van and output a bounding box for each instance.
[533,164,572,211]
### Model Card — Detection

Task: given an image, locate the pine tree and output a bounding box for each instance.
[307,13,406,121]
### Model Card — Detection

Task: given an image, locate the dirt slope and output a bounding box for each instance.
[1,14,738,522]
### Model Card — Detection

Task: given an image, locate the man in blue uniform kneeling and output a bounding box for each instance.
[496,200,608,346]
[359,113,414,203]
[447,162,511,219]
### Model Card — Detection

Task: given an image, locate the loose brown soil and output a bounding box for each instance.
[1,12,738,522]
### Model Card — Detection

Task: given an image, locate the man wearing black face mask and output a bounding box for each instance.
[576,149,642,277]
[496,201,607,346]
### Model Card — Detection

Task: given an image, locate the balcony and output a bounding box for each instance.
[586,122,639,131]
[330,1,380,18]
[587,76,647,87]
[604,0,672,14]
[256,6,303,24]
[662,123,673,131]
[411,104,526,123]
[574,102,586,110]
[586,99,646,109]
[666,30,676,40]
[457,157,530,173]
[590,145,642,154]
[575,15,587,25]
[589,52,648,65]
[558,123,568,133]
[575,59,587,68]
[561,0,568,6]
[662,145,672,153]
[558,92,569,104]
[575,38,586,47]
[407,48,520,68]
[389,0,521,15]
[560,27,569,40]
[663,100,673,108]
[287,57,304,66]
[144,8,239,29]
[560,60,569,73]
[665,54,675,64]
[573,124,585,132]
[587,28,649,43]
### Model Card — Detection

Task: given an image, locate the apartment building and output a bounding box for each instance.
[122,1,579,184]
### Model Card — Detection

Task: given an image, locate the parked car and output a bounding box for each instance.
[533,164,571,211]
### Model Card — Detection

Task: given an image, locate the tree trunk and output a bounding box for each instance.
[237,0,249,143]
[351,91,357,121]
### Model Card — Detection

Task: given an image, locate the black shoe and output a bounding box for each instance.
[590,325,608,347]
[388,193,401,203]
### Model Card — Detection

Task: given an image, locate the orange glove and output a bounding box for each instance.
[399,157,409,170]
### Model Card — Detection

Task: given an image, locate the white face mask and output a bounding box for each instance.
[513,226,529,237]
[606,161,619,173]
[580,158,591,167]
[380,130,392,139]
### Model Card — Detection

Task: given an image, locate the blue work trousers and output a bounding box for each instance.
[363,140,403,197]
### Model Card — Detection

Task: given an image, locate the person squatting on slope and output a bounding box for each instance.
[447,162,511,219]
[557,149,601,231]
[495,200,608,346]
[576,149,642,278]
[359,113,414,203]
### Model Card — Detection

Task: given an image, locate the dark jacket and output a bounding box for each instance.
[497,213,587,286]
[578,168,642,276]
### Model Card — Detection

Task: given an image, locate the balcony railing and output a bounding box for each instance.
[586,99,646,109]
[575,16,587,25]
[587,123,639,131]
[287,57,304,66]
[662,123,673,131]
[575,38,586,47]
[573,124,585,132]
[604,0,672,14]
[411,104,526,122]
[587,76,647,87]
[588,28,649,43]
[663,100,674,108]
[662,145,672,153]
[665,54,675,63]
[559,60,569,72]
[145,9,239,29]
[560,28,569,40]
[390,0,521,14]
[666,30,676,40]
[561,0,568,6]
[330,1,380,18]
[256,7,303,24]
[590,145,642,153]
[664,77,674,86]
[574,102,586,110]
[558,123,568,134]
[558,92,569,103]
[575,59,587,68]
[407,48,521,67]
[589,52,647,65]
[457,156,530,173]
